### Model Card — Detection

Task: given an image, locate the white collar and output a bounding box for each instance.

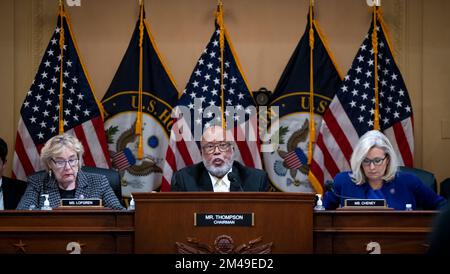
[208,168,232,192]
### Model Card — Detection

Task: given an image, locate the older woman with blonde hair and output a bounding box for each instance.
[17,133,124,210]
[323,130,447,210]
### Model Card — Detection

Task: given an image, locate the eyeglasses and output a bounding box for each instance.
[362,155,387,166]
[201,142,232,154]
[51,158,79,169]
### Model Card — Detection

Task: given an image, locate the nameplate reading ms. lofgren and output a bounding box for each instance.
[60,198,102,207]
[194,213,254,227]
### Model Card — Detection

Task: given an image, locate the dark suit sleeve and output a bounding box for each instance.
[170,171,184,192]
[260,171,269,192]
[10,180,27,209]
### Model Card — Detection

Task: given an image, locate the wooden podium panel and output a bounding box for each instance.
[313,210,437,254]
[134,192,315,254]
[0,210,134,254]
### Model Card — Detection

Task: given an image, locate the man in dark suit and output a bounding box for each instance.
[171,125,269,192]
[0,137,27,209]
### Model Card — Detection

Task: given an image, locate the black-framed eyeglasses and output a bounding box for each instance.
[201,142,232,154]
[362,155,387,166]
[51,158,79,169]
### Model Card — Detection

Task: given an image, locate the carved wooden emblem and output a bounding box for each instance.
[366,241,381,254]
[13,240,27,253]
[176,234,273,254]
[66,241,86,254]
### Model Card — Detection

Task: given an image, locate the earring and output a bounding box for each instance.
[48,170,52,178]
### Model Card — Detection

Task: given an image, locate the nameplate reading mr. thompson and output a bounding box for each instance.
[194,213,254,227]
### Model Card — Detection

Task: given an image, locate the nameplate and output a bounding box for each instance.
[344,199,386,208]
[60,198,102,207]
[194,213,254,227]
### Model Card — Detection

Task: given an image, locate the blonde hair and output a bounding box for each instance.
[350,130,398,185]
[40,133,84,170]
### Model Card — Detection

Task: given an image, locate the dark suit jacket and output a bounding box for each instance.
[1,176,27,210]
[171,161,269,192]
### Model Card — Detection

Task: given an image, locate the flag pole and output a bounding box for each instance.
[372,5,380,130]
[307,0,315,164]
[58,0,65,134]
[216,1,225,129]
[135,1,144,159]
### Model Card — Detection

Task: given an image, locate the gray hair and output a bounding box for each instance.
[350,130,398,185]
[40,133,84,170]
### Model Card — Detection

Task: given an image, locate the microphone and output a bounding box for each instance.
[228,172,243,192]
[324,180,358,200]
[324,180,362,209]
[325,180,388,209]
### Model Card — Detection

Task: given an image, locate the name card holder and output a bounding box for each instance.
[339,199,392,210]
[60,198,103,208]
[194,213,254,227]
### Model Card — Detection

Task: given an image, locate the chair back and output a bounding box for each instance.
[398,166,437,193]
[440,178,450,199]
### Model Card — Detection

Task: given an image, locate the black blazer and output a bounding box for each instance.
[171,161,269,192]
[1,176,27,210]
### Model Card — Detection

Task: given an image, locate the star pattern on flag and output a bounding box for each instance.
[20,25,99,144]
[337,27,412,136]
[176,27,255,129]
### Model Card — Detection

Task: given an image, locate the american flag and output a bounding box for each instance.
[310,9,414,186]
[12,7,110,180]
[161,7,262,191]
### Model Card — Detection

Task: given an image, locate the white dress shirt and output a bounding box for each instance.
[209,169,232,192]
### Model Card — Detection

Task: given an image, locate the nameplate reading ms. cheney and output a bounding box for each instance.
[60,198,102,207]
[194,213,254,227]
[344,199,386,208]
